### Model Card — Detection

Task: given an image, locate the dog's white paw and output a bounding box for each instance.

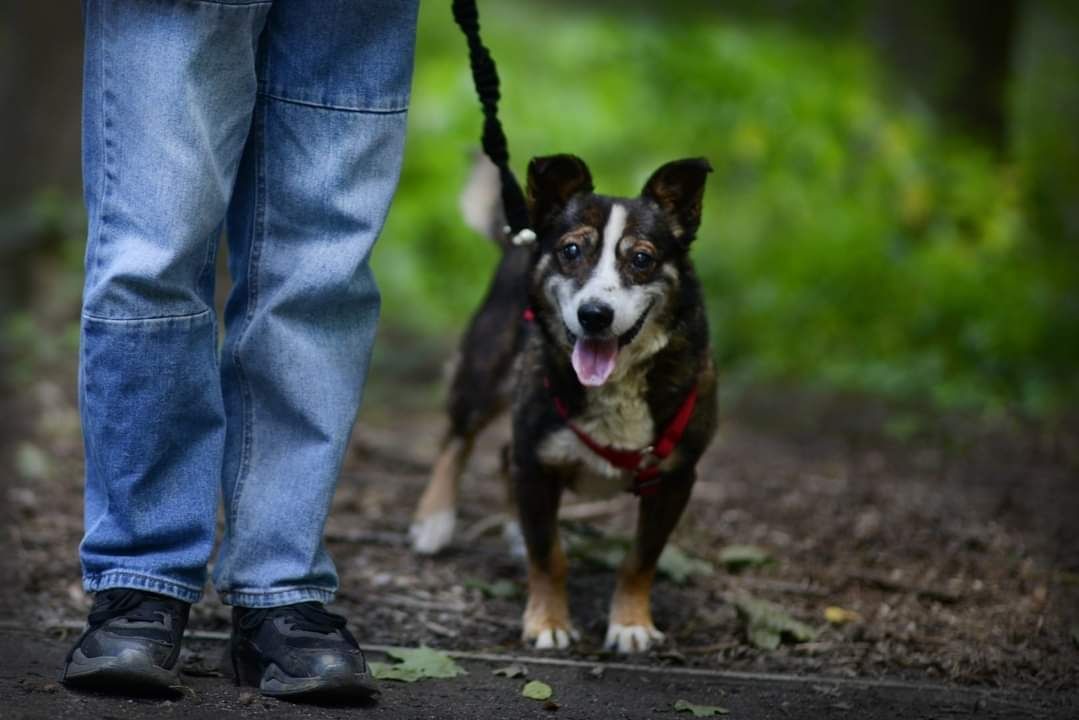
[604,623,665,654]
[502,519,526,559]
[409,509,456,555]
[533,626,579,650]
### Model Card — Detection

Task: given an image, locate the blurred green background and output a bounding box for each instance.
[3,0,1078,421]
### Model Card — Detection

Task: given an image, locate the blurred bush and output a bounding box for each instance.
[4,2,1076,420]
[374,2,1078,417]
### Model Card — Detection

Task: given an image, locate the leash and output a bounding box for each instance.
[451,0,536,246]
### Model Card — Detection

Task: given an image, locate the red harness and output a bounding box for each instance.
[524,307,698,496]
[549,383,698,496]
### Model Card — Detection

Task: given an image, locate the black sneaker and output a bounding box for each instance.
[230,602,376,700]
[61,588,190,693]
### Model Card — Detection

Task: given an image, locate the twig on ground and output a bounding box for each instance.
[726,576,831,598]
[847,571,962,604]
[423,619,459,638]
[375,593,468,613]
[470,611,519,630]
[462,498,631,543]
[461,513,507,543]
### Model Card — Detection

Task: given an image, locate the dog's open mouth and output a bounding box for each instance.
[568,302,654,387]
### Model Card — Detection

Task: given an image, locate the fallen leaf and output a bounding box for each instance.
[369,646,467,682]
[563,529,625,570]
[465,578,520,599]
[15,442,49,481]
[522,680,553,700]
[658,545,715,584]
[823,606,862,625]
[732,594,818,650]
[718,544,772,572]
[674,699,729,716]
[562,526,712,584]
[492,663,528,678]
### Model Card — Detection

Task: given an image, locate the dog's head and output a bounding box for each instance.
[527,154,712,387]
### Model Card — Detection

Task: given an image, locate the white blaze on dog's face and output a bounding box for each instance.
[527,155,712,387]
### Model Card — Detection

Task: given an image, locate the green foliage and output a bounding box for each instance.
[377,2,1079,417]
[521,680,553,701]
[731,594,818,650]
[718,545,773,572]
[369,646,467,682]
[674,699,731,717]
[561,525,714,584]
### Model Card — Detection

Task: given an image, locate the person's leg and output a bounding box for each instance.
[78,0,269,605]
[213,0,418,607]
[214,0,418,698]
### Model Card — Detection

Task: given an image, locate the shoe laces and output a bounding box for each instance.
[238,602,357,645]
[88,588,180,627]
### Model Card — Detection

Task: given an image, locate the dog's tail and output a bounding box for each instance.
[459,152,510,248]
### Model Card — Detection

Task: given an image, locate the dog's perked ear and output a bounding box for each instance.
[641,158,713,244]
[527,154,594,229]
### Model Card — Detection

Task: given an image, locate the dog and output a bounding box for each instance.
[410,153,717,653]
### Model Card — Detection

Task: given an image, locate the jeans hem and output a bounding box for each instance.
[83,570,203,603]
[217,586,335,608]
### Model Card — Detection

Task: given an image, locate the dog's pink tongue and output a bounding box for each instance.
[571,338,619,386]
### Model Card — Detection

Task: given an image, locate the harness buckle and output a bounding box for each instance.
[636,445,659,471]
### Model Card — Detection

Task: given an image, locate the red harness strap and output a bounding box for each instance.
[549,382,699,497]
[523,307,698,496]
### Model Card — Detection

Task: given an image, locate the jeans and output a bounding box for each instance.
[78,0,419,607]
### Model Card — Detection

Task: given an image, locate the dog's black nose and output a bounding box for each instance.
[578,302,614,333]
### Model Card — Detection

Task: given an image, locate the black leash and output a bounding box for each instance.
[451,0,535,244]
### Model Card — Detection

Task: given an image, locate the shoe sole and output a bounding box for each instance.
[233,648,377,701]
[262,662,378,700]
[61,648,181,694]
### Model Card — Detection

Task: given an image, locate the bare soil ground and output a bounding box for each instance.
[2,327,1078,718]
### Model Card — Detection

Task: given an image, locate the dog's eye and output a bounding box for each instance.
[560,243,581,262]
[631,251,654,270]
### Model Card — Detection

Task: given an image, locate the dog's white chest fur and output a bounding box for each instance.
[537,371,654,498]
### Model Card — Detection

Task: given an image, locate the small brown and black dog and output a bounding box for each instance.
[410,154,717,653]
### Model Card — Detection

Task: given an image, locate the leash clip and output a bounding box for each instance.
[636,445,659,471]
[505,226,537,246]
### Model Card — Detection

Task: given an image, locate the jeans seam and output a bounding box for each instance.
[81,307,212,323]
[180,0,273,6]
[196,225,219,313]
[83,1,110,300]
[256,91,409,115]
[226,89,267,532]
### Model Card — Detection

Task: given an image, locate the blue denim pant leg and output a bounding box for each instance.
[79,0,272,602]
[211,1,418,607]
[79,0,418,606]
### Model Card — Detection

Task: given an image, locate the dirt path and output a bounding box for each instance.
[3,631,1075,719]
[2,336,1078,717]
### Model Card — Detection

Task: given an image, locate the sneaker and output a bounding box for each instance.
[61,588,190,693]
[230,602,376,700]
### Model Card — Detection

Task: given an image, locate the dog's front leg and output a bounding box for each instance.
[516,463,577,650]
[606,469,696,654]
